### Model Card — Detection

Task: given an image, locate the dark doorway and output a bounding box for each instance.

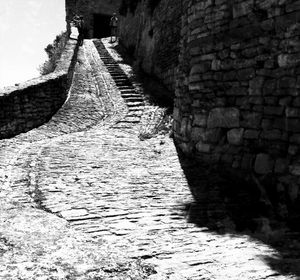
[93,14,112,38]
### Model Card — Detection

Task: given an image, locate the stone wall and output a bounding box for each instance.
[118,0,182,92]
[174,0,300,218]
[0,36,79,139]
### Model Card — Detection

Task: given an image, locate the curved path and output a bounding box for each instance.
[0,39,298,280]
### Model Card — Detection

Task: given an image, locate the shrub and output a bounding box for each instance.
[39,31,68,75]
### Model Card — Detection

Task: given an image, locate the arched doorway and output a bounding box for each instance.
[93,14,112,38]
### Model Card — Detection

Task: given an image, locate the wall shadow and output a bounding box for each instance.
[111,42,174,110]
[177,149,300,277]
[101,38,300,277]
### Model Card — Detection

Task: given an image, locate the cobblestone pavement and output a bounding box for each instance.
[0,39,300,279]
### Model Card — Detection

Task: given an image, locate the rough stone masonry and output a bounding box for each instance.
[115,0,300,221]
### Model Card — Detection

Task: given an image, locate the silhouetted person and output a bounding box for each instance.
[110,13,118,43]
[73,15,84,46]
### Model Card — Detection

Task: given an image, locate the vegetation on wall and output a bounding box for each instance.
[39,31,68,75]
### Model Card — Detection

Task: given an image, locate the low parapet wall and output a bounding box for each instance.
[0,36,79,139]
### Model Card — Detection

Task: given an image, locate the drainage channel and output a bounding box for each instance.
[93,40,144,128]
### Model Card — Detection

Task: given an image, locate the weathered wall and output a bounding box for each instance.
[0,37,79,139]
[66,0,122,38]
[118,0,181,92]
[174,0,300,217]
[118,0,300,218]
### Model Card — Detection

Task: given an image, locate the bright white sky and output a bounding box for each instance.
[0,0,66,88]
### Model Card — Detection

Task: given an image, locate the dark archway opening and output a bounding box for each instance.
[93,14,111,38]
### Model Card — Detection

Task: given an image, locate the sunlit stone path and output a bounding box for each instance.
[0,39,298,280]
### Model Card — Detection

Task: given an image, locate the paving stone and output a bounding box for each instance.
[0,38,299,280]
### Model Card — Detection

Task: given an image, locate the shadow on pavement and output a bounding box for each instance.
[111,41,174,110]
[102,38,300,277]
[177,149,300,277]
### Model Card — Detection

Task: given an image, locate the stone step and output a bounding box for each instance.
[123,117,141,123]
[118,86,134,90]
[120,93,140,97]
[126,112,143,118]
[123,97,144,102]
[111,75,127,78]
[126,101,144,107]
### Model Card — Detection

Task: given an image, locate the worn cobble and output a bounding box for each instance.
[0,39,299,279]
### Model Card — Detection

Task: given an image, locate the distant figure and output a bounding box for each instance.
[72,14,80,24]
[73,15,84,46]
[110,13,119,43]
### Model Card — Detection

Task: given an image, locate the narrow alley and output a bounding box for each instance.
[0,39,299,280]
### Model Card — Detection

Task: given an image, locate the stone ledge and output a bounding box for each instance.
[0,36,79,139]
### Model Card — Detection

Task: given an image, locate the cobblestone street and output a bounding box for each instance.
[0,39,300,279]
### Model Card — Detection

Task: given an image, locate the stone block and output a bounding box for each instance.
[226,87,248,96]
[279,97,292,106]
[288,183,299,203]
[286,1,300,13]
[232,158,241,169]
[190,46,201,56]
[211,59,221,70]
[294,97,300,107]
[261,129,282,141]
[253,105,264,112]
[288,145,299,155]
[223,71,236,81]
[264,106,284,116]
[249,97,263,105]
[286,107,300,118]
[244,129,260,139]
[189,62,211,75]
[279,77,296,88]
[241,112,261,128]
[202,128,223,143]
[264,97,278,105]
[289,163,300,176]
[207,107,240,128]
[237,68,255,80]
[179,118,191,138]
[189,83,204,91]
[178,142,193,154]
[265,59,276,69]
[221,153,233,164]
[286,119,300,132]
[173,107,180,120]
[193,114,207,127]
[262,80,276,96]
[196,141,211,153]
[249,77,265,95]
[290,134,300,144]
[233,1,252,18]
[191,127,205,142]
[227,128,244,145]
[254,153,274,174]
[236,97,249,107]
[278,53,300,68]
[218,49,229,59]
[278,54,289,67]
[275,158,290,174]
[189,74,201,84]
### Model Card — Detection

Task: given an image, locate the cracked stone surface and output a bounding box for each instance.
[0,39,299,279]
